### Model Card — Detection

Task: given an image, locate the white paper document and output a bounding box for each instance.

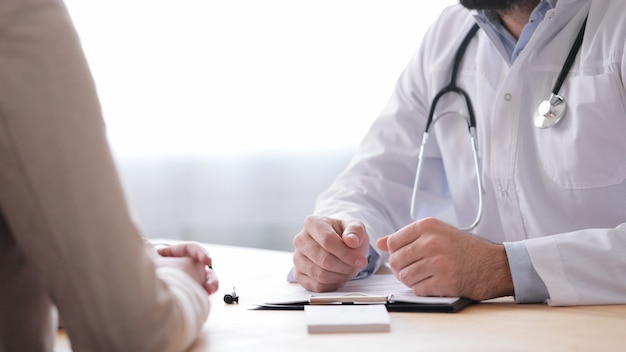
[263,274,465,310]
[264,274,463,306]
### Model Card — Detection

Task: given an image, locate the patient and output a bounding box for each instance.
[0,0,218,350]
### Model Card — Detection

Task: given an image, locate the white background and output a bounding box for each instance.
[64,1,457,250]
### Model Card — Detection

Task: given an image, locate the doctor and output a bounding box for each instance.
[291,0,626,305]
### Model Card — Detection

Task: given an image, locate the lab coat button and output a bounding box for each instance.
[504,93,512,101]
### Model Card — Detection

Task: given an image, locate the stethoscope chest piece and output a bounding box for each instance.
[534,93,566,128]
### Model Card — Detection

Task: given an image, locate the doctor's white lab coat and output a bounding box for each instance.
[314,0,626,306]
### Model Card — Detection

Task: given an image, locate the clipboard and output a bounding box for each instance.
[309,293,391,305]
[252,275,475,313]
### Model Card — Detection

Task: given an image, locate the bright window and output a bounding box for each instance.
[64,1,457,250]
[66,0,456,157]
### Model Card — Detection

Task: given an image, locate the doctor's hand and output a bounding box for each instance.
[376,218,513,301]
[292,215,370,292]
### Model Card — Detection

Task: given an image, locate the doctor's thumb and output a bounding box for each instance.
[375,236,390,252]
[342,232,361,249]
[341,222,367,249]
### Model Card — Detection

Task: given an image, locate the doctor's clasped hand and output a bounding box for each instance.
[292,215,370,292]
[376,218,513,301]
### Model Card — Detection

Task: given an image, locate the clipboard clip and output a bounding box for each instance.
[309,292,393,305]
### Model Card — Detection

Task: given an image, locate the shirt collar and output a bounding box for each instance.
[474,0,557,64]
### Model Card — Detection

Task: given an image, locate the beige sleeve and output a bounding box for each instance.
[157,268,212,344]
[0,0,209,350]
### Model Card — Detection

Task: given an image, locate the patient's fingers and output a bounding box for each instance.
[157,242,213,267]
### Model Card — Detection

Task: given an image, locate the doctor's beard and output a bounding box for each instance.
[459,0,539,11]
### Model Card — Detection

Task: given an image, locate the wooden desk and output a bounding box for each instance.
[56,243,626,352]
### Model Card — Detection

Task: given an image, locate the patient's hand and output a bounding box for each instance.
[149,241,219,295]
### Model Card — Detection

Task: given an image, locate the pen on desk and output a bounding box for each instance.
[224,285,239,304]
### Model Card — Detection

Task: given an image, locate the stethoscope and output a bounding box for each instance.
[410,17,588,231]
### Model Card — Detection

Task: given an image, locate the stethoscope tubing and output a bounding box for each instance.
[410,15,587,230]
[410,23,483,230]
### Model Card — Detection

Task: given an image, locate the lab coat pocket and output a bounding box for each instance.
[536,72,626,189]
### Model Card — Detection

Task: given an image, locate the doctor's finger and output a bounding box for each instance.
[303,215,343,244]
[304,217,368,269]
[394,257,432,289]
[385,218,441,252]
[294,272,347,293]
[293,246,357,277]
[291,258,353,292]
[409,272,459,298]
[387,238,430,272]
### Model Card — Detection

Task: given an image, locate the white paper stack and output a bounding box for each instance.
[304,305,391,334]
